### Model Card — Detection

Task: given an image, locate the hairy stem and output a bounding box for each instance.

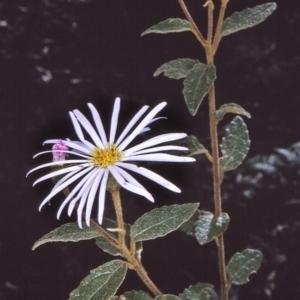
[207,0,214,52]
[110,189,162,296]
[207,86,228,300]
[62,187,119,247]
[177,0,207,47]
[111,189,126,247]
[177,0,229,298]
[212,0,229,55]
[61,185,161,296]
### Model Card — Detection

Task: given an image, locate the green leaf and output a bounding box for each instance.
[214,103,251,121]
[130,203,199,242]
[183,63,216,116]
[185,135,207,156]
[195,211,230,245]
[32,223,100,250]
[179,209,201,236]
[141,18,192,36]
[226,249,263,285]
[180,283,218,300]
[123,290,153,300]
[95,218,142,258]
[155,295,181,300]
[154,58,200,80]
[219,116,250,172]
[69,260,127,300]
[221,3,277,37]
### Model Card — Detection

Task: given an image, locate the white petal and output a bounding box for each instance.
[77,185,91,228]
[51,168,81,192]
[124,133,187,156]
[73,109,104,148]
[123,182,154,202]
[108,165,126,185]
[69,112,95,150]
[33,150,89,159]
[33,165,82,186]
[138,117,167,135]
[123,153,196,162]
[114,165,145,189]
[97,169,109,225]
[130,145,189,156]
[109,97,120,144]
[138,127,151,134]
[118,102,167,151]
[57,168,97,219]
[85,169,104,226]
[27,160,89,177]
[87,103,108,147]
[147,116,167,125]
[115,105,149,146]
[39,166,93,210]
[116,162,181,193]
[44,139,91,155]
[108,166,154,202]
[67,169,99,217]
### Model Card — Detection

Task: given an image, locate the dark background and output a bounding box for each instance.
[1,0,300,299]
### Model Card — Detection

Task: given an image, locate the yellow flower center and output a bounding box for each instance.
[91,145,122,168]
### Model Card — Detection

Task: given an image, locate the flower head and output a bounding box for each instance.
[28,98,195,228]
[52,140,69,162]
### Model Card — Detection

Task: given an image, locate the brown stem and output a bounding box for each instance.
[62,185,162,296]
[128,255,162,297]
[177,0,207,47]
[111,189,126,247]
[207,0,214,50]
[90,218,119,247]
[212,0,229,55]
[208,86,228,300]
[109,189,162,296]
[62,187,119,247]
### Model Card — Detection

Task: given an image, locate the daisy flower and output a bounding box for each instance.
[28,98,195,228]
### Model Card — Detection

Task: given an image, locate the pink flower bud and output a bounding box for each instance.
[52,140,68,162]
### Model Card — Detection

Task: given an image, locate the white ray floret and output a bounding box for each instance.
[28,98,195,228]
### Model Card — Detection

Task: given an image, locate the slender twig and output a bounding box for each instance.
[109,188,162,296]
[177,0,207,47]
[207,0,214,53]
[176,0,229,298]
[133,259,162,296]
[208,86,228,300]
[212,0,229,55]
[62,184,162,296]
[111,189,126,247]
[61,187,119,247]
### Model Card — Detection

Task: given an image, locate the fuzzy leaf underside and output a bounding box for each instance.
[179,209,201,236]
[195,211,230,245]
[221,3,277,37]
[179,283,218,300]
[185,135,207,156]
[155,295,181,300]
[32,222,100,250]
[154,58,200,79]
[69,260,127,300]
[123,290,153,300]
[142,18,192,36]
[214,103,251,121]
[130,203,199,242]
[219,116,250,172]
[226,249,263,285]
[183,63,216,116]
